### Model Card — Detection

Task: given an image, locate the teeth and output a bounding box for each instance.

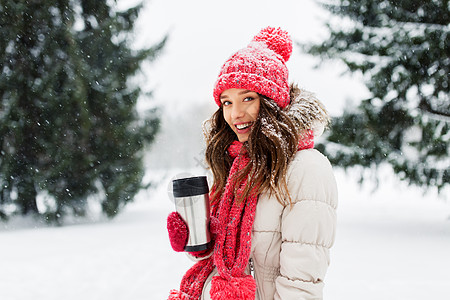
[236,122,252,130]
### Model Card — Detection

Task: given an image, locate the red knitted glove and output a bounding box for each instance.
[167,212,189,252]
[167,212,218,254]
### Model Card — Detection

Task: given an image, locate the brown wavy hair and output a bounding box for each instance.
[203,86,301,206]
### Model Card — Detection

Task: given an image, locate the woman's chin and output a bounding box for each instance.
[237,135,249,142]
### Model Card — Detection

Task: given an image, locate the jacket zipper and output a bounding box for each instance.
[249,258,255,276]
[249,258,262,299]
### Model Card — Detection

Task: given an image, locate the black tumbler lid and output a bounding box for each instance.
[172,176,209,198]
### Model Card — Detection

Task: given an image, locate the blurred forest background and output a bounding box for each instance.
[0,0,448,224]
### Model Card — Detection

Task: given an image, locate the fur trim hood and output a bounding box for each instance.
[284,84,330,138]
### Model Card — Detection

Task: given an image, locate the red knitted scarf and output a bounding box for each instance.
[168,141,258,300]
[168,130,314,300]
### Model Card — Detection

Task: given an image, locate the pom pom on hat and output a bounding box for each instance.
[251,26,292,62]
[213,26,293,108]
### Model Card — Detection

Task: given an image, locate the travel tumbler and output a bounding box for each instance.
[172,176,211,252]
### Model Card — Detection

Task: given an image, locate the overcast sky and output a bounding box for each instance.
[123,0,370,116]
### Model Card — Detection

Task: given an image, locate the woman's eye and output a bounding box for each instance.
[222,101,231,106]
[244,97,254,102]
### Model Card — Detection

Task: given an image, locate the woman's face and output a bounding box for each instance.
[220,88,261,142]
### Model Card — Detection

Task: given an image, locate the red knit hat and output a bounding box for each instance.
[213,26,293,108]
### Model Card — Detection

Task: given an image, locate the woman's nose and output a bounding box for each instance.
[231,104,245,119]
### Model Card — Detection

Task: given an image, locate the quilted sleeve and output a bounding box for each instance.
[275,149,338,299]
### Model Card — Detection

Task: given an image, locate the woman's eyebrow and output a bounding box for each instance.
[238,90,254,95]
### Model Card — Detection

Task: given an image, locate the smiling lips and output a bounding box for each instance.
[235,121,253,134]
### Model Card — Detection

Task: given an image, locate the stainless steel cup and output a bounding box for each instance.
[172,176,211,252]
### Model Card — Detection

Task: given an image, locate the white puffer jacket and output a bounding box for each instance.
[196,88,338,299]
[251,149,337,299]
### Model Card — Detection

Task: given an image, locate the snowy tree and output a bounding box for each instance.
[0,0,166,222]
[302,0,449,191]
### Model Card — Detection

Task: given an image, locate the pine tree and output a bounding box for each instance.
[0,0,165,222]
[302,0,449,191]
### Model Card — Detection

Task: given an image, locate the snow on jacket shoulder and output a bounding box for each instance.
[252,148,338,299]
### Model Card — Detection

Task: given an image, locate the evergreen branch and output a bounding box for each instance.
[418,99,450,122]
[390,20,450,31]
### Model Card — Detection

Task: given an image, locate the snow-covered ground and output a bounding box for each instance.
[1,168,449,300]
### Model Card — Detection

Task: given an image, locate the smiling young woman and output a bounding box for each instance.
[166,27,338,300]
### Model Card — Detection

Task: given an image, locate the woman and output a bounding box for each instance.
[167,27,338,300]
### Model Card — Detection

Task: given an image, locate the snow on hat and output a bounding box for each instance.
[213,26,293,108]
